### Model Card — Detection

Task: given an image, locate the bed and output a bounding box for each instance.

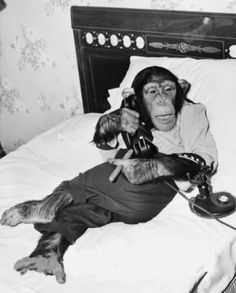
[1,6,236,293]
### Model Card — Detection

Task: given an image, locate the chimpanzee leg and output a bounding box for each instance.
[34,203,113,244]
[14,231,70,284]
[0,182,73,227]
[13,203,113,283]
[7,161,177,284]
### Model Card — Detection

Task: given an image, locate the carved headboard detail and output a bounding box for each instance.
[71,6,236,113]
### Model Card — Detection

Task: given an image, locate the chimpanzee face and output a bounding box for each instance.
[142,76,177,132]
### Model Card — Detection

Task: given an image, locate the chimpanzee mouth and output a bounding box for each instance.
[155,114,174,121]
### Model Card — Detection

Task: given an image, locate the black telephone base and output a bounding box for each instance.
[189,192,236,218]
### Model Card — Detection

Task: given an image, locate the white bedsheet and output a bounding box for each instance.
[0,113,236,293]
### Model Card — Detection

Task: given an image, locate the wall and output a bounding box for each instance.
[0,0,236,153]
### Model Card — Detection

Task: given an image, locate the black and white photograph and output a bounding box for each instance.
[0,1,236,292]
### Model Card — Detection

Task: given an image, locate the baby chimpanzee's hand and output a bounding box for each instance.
[108,153,206,185]
[93,108,139,145]
[108,157,167,184]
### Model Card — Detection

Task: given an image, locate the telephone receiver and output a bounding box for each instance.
[120,93,158,158]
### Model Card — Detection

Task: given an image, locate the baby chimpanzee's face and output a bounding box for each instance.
[142,77,177,132]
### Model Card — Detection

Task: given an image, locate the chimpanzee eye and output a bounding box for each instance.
[164,86,173,92]
[149,89,157,94]
[146,88,158,96]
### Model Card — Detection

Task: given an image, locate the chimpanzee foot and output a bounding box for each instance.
[0,205,25,226]
[0,201,51,227]
[14,253,66,284]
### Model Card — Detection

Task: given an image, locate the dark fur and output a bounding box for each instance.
[93,109,121,144]
[7,183,74,225]
[117,153,205,185]
[30,232,70,260]
[132,66,187,129]
[93,66,190,144]
[0,182,74,281]
[93,66,203,186]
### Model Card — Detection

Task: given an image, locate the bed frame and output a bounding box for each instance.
[71,6,236,292]
[71,6,236,114]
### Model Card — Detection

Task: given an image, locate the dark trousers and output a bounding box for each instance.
[35,161,176,244]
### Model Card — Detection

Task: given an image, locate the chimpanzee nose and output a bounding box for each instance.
[155,94,167,104]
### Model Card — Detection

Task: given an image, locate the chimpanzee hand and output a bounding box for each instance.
[108,157,170,184]
[108,153,205,184]
[93,108,139,144]
[120,108,139,134]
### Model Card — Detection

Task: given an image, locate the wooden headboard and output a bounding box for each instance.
[71,6,236,113]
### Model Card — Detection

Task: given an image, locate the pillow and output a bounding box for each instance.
[109,56,236,111]
[107,56,236,183]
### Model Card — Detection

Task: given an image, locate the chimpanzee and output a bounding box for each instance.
[0,66,217,283]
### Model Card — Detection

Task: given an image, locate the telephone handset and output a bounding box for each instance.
[120,93,158,158]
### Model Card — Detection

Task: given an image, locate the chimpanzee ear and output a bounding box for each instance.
[178,79,191,95]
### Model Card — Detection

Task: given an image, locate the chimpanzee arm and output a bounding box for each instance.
[108,153,206,184]
[93,108,139,146]
[93,110,121,145]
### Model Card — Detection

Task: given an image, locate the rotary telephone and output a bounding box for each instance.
[120,93,158,158]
